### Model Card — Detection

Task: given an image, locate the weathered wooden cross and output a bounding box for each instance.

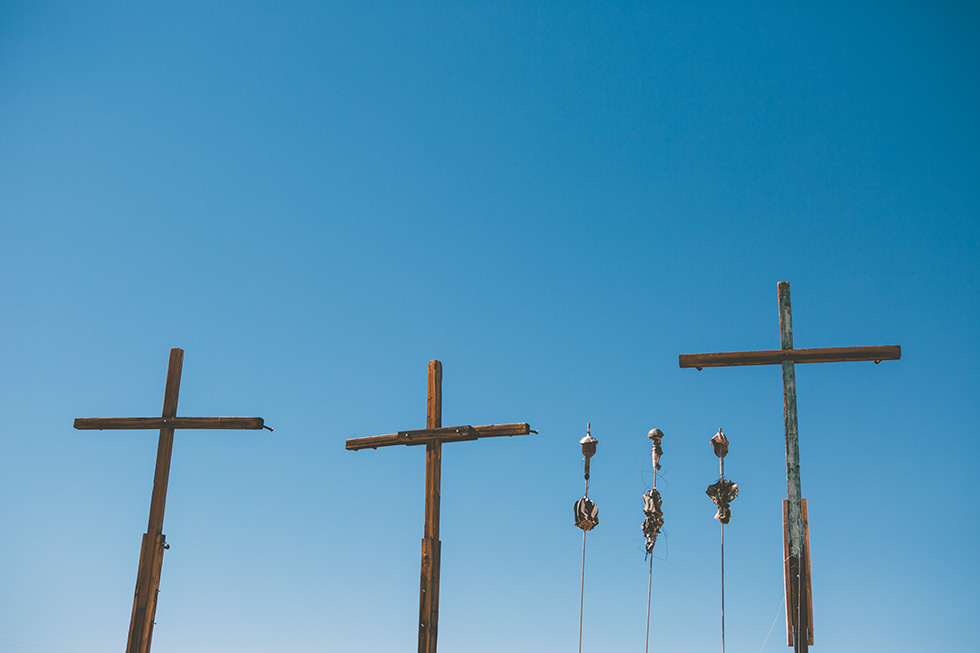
[679,282,900,653]
[74,348,268,653]
[346,360,533,653]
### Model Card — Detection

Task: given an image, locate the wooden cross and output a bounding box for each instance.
[74,348,268,653]
[346,360,533,653]
[679,282,900,653]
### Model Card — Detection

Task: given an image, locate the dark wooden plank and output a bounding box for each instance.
[679,344,901,369]
[801,498,814,646]
[346,423,531,451]
[783,500,793,647]
[75,416,266,430]
[784,497,814,651]
[146,348,182,538]
[420,360,442,653]
[129,347,182,653]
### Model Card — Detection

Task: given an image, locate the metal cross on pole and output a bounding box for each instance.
[74,348,269,653]
[345,360,534,653]
[679,282,900,653]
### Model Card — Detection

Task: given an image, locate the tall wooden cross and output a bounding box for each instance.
[346,360,534,653]
[74,348,269,653]
[679,282,900,653]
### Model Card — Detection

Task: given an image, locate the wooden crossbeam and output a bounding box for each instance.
[346,423,530,450]
[74,416,267,431]
[679,345,901,369]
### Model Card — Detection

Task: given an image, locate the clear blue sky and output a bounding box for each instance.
[1,2,977,652]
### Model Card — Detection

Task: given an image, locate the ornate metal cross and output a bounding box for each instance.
[74,348,268,653]
[346,360,533,653]
[679,282,900,652]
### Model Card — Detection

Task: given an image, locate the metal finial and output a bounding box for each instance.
[580,423,598,481]
[648,428,664,472]
[580,423,598,456]
[710,428,729,459]
[707,428,738,524]
[575,424,600,531]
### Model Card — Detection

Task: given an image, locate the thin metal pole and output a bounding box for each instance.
[721,522,726,653]
[719,454,726,653]
[579,530,587,653]
[645,443,659,653]
[645,555,653,653]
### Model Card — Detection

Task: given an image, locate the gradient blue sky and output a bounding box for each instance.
[1,2,977,652]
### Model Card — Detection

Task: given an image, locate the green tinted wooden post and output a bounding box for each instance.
[778,283,808,652]
[75,348,268,653]
[680,282,900,653]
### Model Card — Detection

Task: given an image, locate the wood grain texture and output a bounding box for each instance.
[75,416,266,430]
[678,345,901,368]
[346,423,531,450]
[128,347,182,653]
[420,360,443,653]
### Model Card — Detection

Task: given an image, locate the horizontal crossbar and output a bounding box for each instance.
[74,416,267,431]
[346,422,532,451]
[679,345,901,369]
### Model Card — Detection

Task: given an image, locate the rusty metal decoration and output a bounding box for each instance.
[706,429,738,524]
[641,489,664,552]
[575,427,600,531]
[706,479,738,524]
[642,428,665,555]
[574,497,599,532]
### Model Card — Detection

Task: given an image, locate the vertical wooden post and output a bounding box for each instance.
[783,499,814,648]
[126,348,183,653]
[778,283,811,652]
[419,360,442,653]
[779,283,803,562]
